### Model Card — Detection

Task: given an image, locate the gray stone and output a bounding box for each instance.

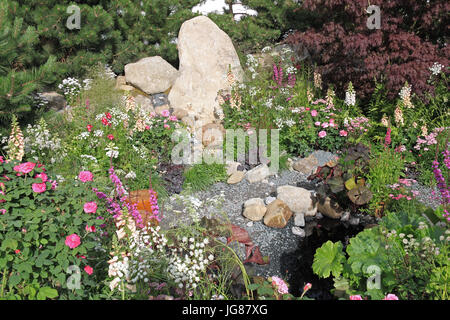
[292,226,306,237]
[134,94,154,113]
[276,185,317,216]
[246,164,271,183]
[40,91,66,111]
[265,196,276,205]
[294,212,305,227]
[168,16,243,131]
[125,56,178,95]
[243,198,266,221]
[293,154,319,175]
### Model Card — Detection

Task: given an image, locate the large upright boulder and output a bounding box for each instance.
[125,56,179,95]
[168,16,243,131]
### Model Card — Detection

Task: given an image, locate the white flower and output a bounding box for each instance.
[125,171,136,179]
[429,62,444,76]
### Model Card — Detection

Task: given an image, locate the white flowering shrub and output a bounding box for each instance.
[24,118,67,164]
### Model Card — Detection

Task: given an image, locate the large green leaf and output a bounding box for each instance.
[313,240,345,278]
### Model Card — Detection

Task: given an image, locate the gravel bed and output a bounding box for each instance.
[159,150,442,280]
[160,151,338,279]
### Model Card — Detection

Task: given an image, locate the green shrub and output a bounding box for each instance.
[0,160,113,299]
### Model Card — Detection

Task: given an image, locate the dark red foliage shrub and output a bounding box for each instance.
[286,0,449,102]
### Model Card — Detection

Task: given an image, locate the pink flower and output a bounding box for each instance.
[65,233,81,249]
[169,115,178,122]
[84,265,93,275]
[383,294,399,300]
[32,182,46,193]
[303,283,312,292]
[87,124,93,132]
[339,130,348,137]
[145,125,150,130]
[161,110,170,117]
[13,162,36,174]
[105,112,112,120]
[321,122,329,128]
[101,117,109,126]
[311,110,318,117]
[107,134,114,140]
[0,156,4,163]
[85,225,96,233]
[78,171,93,183]
[271,276,289,294]
[164,124,170,129]
[35,172,48,183]
[0,209,6,215]
[83,202,97,214]
[318,130,327,138]
[384,127,391,147]
[350,295,363,300]
[315,121,321,126]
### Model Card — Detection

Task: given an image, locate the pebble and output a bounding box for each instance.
[247,221,254,228]
[316,212,323,219]
[265,196,276,205]
[292,226,306,237]
[349,217,360,226]
[294,213,305,227]
[341,211,350,222]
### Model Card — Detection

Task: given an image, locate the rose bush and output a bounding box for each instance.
[0,161,114,299]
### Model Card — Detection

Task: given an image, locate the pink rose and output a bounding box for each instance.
[65,233,81,249]
[383,294,399,300]
[169,115,178,122]
[321,122,329,128]
[339,130,348,137]
[78,171,93,183]
[161,110,170,117]
[35,172,48,183]
[314,121,321,126]
[32,182,46,193]
[164,124,170,129]
[0,156,4,163]
[84,265,94,275]
[349,295,363,300]
[13,162,36,174]
[318,130,327,138]
[83,202,97,214]
[311,110,318,117]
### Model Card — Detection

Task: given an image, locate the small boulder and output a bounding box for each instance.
[227,171,245,184]
[292,226,306,237]
[125,56,178,95]
[276,185,317,216]
[317,196,343,219]
[246,164,271,183]
[263,199,292,228]
[294,212,305,227]
[40,91,66,111]
[243,198,266,221]
[293,154,319,175]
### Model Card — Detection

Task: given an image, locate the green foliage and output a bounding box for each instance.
[183,163,228,192]
[309,143,373,210]
[0,160,113,299]
[312,240,345,278]
[366,145,406,214]
[0,1,57,127]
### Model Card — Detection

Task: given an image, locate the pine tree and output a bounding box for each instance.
[0,1,57,129]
